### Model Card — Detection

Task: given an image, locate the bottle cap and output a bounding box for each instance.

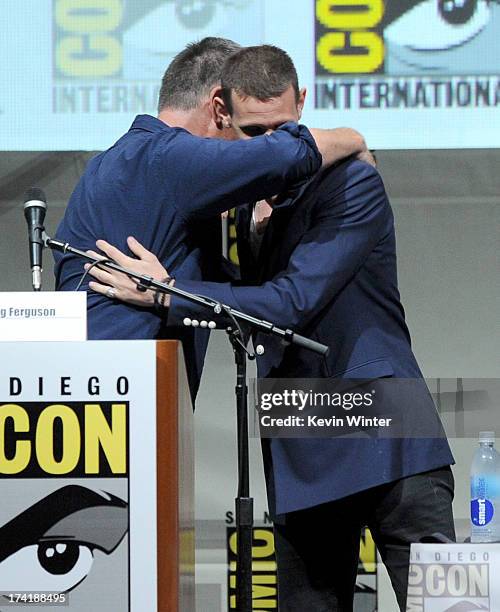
[479,431,495,443]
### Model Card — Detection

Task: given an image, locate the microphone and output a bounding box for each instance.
[23,187,47,291]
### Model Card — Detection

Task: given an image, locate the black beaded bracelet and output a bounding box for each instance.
[153,276,173,313]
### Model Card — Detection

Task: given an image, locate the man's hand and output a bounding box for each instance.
[85,236,171,308]
[357,149,377,167]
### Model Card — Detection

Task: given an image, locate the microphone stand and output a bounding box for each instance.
[44,235,329,612]
[226,319,253,611]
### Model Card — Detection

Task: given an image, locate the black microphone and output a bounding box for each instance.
[23,187,47,291]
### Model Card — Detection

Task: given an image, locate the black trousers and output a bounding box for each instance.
[273,466,455,612]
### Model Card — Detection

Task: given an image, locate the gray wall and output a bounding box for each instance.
[0,152,95,292]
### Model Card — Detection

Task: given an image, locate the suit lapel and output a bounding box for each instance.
[257,191,315,283]
[235,176,316,285]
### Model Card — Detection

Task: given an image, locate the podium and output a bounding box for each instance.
[157,341,195,612]
[0,339,194,612]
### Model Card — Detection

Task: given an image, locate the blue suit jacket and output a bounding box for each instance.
[54,115,321,398]
[170,158,454,515]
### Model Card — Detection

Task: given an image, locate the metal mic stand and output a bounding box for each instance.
[44,234,329,612]
[225,318,253,611]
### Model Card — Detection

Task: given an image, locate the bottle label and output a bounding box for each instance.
[471,498,494,526]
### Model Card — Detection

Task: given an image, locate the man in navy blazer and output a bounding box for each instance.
[87,46,455,610]
[54,37,367,401]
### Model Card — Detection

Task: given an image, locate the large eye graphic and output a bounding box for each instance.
[175,0,216,29]
[38,542,84,576]
[439,0,478,24]
[385,0,491,51]
[0,543,94,592]
[0,486,128,595]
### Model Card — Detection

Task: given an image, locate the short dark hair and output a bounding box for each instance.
[221,45,300,115]
[158,37,241,112]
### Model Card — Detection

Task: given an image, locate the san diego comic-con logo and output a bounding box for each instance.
[314,0,500,109]
[407,555,492,611]
[52,0,259,114]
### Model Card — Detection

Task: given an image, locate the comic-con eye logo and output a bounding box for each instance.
[0,486,128,594]
[439,0,489,25]
[315,0,498,75]
[176,0,253,29]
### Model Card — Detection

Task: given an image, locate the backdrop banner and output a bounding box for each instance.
[1,0,498,150]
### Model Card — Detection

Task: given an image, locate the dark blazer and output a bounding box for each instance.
[169,158,455,515]
[54,116,321,399]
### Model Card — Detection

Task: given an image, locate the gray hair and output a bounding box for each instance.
[158,37,241,112]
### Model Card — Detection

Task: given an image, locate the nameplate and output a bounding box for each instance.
[409,542,500,610]
[0,292,86,341]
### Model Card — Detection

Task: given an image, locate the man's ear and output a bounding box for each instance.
[297,87,307,120]
[209,86,232,129]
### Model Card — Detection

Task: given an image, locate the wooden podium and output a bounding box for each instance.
[0,339,194,612]
[156,341,194,612]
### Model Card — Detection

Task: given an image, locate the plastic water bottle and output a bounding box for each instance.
[470,431,500,542]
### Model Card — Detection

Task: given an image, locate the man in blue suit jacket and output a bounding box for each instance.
[54,37,367,401]
[87,46,455,611]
